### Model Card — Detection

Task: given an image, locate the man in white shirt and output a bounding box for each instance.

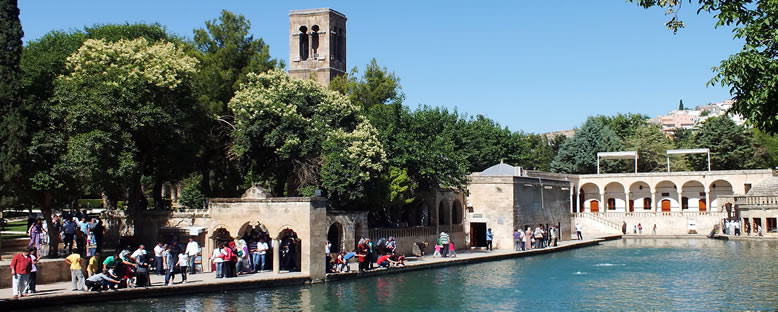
[254,239,269,272]
[185,237,200,274]
[131,244,146,262]
[153,242,165,275]
[576,223,583,240]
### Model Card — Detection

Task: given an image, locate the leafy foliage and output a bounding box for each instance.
[551,117,624,173]
[0,0,24,206]
[686,116,757,170]
[178,174,206,209]
[631,0,778,134]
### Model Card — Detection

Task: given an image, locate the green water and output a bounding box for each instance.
[41,239,778,311]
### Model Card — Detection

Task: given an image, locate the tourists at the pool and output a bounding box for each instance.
[254,238,269,272]
[11,247,33,298]
[212,243,226,278]
[63,217,77,254]
[85,271,121,291]
[27,219,45,251]
[524,227,533,250]
[486,228,494,251]
[439,232,450,257]
[513,229,521,251]
[386,236,397,254]
[734,221,741,236]
[638,223,643,234]
[177,251,189,283]
[25,248,40,294]
[185,237,200,274]
[433,242,442,257]
[154,242,165,275]
[236,239,250,275]
[87,252,100,277]
[163,244,177,285]
[621,221,627,235]
[576,222,583,240]
[550,225,558,247]
[376,254,403,268]
[134,249,151,287]
[448,239,457,257]
[223,242,237,277]
[652,224,657,235]
[357,244,369,272]
[533,226,544,249]
[519,228,527,251]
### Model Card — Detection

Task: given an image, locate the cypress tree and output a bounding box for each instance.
[0,0,24,204]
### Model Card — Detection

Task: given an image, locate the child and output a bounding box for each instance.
[448,240,456,258]
[342,251,355,272]
[177,252,188,282]
[433,243,442,258]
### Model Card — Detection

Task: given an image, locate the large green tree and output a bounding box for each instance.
[632,0,778,134]
[229,69,385,202]
[624,124,674,172]
[53,38,199,232]
[192,10,284,197]
[551,117,624,173]
[687,116,757,170]
[0,0,24,206]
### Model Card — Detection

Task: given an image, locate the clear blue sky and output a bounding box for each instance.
[19,1,740,134]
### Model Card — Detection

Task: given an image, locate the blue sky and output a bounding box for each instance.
[19,1,740,134]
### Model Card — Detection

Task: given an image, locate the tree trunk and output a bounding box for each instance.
[152,178,163,210]
[125,176,147,236]
[40,191,60,258]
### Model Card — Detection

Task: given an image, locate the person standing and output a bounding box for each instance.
[652,224,657,235]
[177,252,188,283]
[62,218,77,254]
[154,242,165,275]
[513,229,521,251]
[551,225,558,247]
[439,232,450,257]
[621,221,627,235]
[163,245,176,285]
[64,252,86,291]
[26,249,40,294]
[212,244,225,278]
[576,222,583,240]
[87,252,100,277]
[519,228,527,251]
[638,223,643,235]
[185,237,199,274]
[485,228,494,251]
[11,248,33,298]
[27,219,45,250]
[254,238,268,272]
[524,227,533,251]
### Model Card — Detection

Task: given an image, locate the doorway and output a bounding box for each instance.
[590,200,599,213]
[629,200,634,212]
[470,222,487,247]
[327,223,342,254]
[699,199,706,212]
[661,200,671,212]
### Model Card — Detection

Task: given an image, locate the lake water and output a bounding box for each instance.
[41,238,778,311]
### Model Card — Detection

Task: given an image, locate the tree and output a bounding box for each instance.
[679,99,684,110]
[0,0,24,207]
[229,69,385,202]
[178,174,206,210]
[631,0,778,134]
[687,116,756,170]
[53,38,199,232]
[551,117,624,173]
[624,124,674,172]
[752,129,778,169]
[192,10,284,197]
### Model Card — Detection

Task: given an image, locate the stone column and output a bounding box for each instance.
[626,192,630,215]
[272,239,280,274]
[678,191,683,213]
[704,187,711,213]
[651,192,656,213]
[601,193,606,213]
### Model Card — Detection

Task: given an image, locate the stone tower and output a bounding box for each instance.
[288,8,347,87]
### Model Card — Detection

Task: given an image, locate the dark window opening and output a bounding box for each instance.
[643,198,652,210]
[311,25,319,56]
[298,26,309,60]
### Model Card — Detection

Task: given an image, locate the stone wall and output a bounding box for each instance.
[514,177,572,241]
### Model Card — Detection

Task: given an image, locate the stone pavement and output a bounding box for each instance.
[0,236,620,310]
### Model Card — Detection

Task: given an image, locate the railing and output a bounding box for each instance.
[574,211,724,218]
[733,196,778,206]
[573,212,621,230]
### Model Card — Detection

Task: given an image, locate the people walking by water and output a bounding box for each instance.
[519,228,527,251]
[485,228,493,251]
[163,245,177,285]
[26,249,40,294]
[177,252,188,283]
[439,232,450,257]
[213,244,225,278]
[550,225,558,247]
[638,223,643,234]
[513,229,521,251]
[622,221,627,235]
[652,224,657,235]
[254,238,268,272]
[154,242,165,275]
[433,242,441,257]
[448,240,457,257]
[525,227,533,251]
[27,219,45,250]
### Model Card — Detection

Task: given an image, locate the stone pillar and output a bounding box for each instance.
[601,193,606,213]
[272,239,280,274]
[651,192,656,213]
[678,191,683,213]
[626,192,630,215]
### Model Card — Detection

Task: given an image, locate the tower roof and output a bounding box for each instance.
[289,8,346,19]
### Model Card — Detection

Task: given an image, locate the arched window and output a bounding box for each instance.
[607,198,616,210]
[311,25,319,56]
[298,26,309,60]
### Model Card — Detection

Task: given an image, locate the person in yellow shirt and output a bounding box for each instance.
[64,253,86,291]
[87,252,100,277]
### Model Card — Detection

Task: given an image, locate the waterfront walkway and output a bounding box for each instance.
[0,236,619,310]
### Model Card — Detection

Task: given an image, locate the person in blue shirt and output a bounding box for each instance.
[486,228,494,251]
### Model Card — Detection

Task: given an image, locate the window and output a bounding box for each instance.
[298,26,309,60]
[310,25,319,57]
[607,198,616,210]
[681,197,688,210]
[643,198,651,210]
[745,183,752,194]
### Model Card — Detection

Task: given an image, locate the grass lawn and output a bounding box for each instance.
[2,220,29,239]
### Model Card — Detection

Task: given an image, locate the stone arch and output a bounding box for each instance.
[438,200,450,225]
[277,227,301,272]
[580,183,601,213]
[681,180,705,211]
[655,180,679,211]
[327,222,343,254]
[710,180,734,211]
[604,182,626,211]
[629,181,651,210]
[451,199,463,224]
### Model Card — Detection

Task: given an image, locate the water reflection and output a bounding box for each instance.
[33,239,778,312]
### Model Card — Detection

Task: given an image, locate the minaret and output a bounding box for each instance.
[288,8,347,87]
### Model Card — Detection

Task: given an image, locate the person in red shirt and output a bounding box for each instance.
[10,247,33,298]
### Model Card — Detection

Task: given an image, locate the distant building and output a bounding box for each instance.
[288,8,347,87]
[650,99,745,136]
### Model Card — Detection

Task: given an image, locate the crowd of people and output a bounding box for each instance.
[24,210,107,258]
[327,236,405,274]
[512,225,560,251]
